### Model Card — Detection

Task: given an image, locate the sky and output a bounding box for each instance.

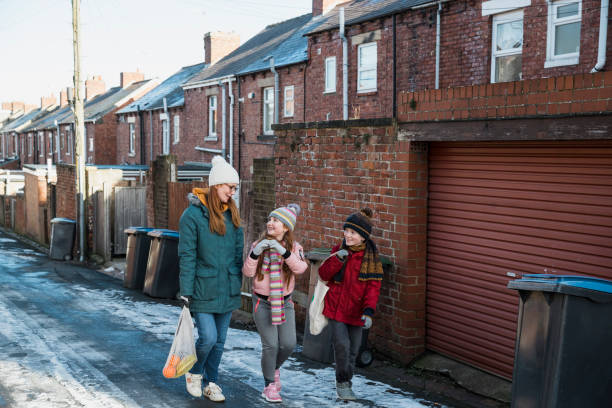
[0,235,437,407]
[0,0,313,106]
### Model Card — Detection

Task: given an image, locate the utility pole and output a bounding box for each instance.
[72,0,86,262]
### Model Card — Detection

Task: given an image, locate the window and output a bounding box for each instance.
[67,129,73,156]
[357,42,377,92]
[545,0,581,67]
[208,95,217,137]
[28,134,32,157]
[491,11,523,83]
[129,123,135,155]
[173,115,180,144]
[325,57,336,93]
[284,86,294,117]
[263,87,274,135]
[162,119,169,155]
[48,132,53,155]
[13,135,17,155]
[38,132,44,157]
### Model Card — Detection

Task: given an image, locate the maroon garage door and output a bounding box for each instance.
[426,141,612,379]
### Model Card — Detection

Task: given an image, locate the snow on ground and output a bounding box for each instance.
[0,246,444,407]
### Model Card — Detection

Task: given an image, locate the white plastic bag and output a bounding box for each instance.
[163,306,197,378]
[309,277,329,335]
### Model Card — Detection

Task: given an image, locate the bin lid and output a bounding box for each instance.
[124,227,155,235]
[508,274,612,302]
[51,217,76,224]
[147,229,179,240]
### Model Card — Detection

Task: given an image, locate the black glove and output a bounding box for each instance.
[180,295,192,309]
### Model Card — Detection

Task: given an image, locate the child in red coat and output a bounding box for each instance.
[318,208,383,401]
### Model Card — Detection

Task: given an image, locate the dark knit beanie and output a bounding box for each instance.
[343,208,373,240]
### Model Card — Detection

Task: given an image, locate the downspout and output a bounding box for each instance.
[237,78,241,177]
[228,79,234,167]
[163,97,168,155]
[149,110,153,163]
[220,81,227,159]
[138,107,145,165]
[435,1,442,89]
[267,57,279,124]
[392,13,397,119]
[55,120,60,162]
[340,7,348,120]
[591,0,609,72]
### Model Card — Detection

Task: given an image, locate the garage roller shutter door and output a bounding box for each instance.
[426,141,612,379]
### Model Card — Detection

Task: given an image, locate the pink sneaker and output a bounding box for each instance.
[262,383,282,403]
[274,369,281,392]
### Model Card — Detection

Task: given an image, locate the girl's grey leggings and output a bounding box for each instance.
[252,294,297,382]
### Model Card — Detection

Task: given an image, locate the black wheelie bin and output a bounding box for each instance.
[123,227,155,290]
[142,229,180,298]
[507,274,612,408]
[49,218,76,260]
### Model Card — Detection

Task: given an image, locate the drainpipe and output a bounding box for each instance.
[220,81,227,159]
[264,56,280,125]
[163,97,168,155]
[435,1,442,89]
[591,0,609,72]
[149,110,153,163]
[228,79,234,167]
[340,7,348,120]
[237,78,242,177]
[392,13,397,119]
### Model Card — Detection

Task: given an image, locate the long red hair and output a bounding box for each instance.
[206,185,241,235]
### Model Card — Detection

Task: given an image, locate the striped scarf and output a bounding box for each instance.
[262,250,285,325]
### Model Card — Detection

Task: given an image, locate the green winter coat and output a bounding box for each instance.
[178,201,244,314]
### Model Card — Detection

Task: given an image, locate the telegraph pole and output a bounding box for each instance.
[72,0,86,262]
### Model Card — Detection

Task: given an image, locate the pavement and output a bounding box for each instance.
[2,226,512,408]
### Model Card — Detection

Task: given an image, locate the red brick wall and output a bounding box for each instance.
[305,0,611,121]
[273,122,427,364]
[399,71,612,122]
[13,194,26,235]
[56,164,76,220]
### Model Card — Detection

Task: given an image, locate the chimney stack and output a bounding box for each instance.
[40,94,57,109]
[85,75,106,100]
[312,0,346,16]
[120,71,145,88]
[203,32,240,65]
[60,88,70,107]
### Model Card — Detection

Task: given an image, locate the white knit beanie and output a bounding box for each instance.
[209,155,239,186]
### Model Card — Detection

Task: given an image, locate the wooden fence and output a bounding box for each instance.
[167,182,207,231]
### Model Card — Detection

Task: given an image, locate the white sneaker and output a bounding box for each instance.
[185,372,202,397]
[204,382,226,402]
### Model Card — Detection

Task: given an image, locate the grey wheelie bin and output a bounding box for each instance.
[507,274,612,408]
[142,229,180,298]
[49,218,76,260]
[123,227,155,290]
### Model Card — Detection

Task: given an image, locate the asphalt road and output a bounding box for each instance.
[0,233,272,407]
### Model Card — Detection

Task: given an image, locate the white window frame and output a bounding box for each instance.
[545,0,581,68]
[357,42,377,92]
[208,95,217,138]
[67,128,72,156]
[38,132,44,157]
[28,134,33,157]
[491,10,523,83]
[173,115,180,144]
[48,132,53,156]
[13,134,17,155]
[325,56,336,93]
[283,86,294,118]
[263,87,274,135]
[129,123,135,156]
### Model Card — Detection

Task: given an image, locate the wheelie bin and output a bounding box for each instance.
[49,218,76,260]
[507,274,612,408]
[123,227,155,290]
[142,229,180,298]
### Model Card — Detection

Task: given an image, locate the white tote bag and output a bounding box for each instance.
[309,278,329,335]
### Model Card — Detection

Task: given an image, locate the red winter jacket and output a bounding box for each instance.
[318,244,382,327]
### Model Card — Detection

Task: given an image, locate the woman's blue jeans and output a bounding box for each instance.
[189,311,232,384]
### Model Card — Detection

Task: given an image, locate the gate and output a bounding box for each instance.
[94,183,112,262]
[114,186,147,255]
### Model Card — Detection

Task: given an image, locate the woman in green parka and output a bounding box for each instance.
[178,155,244,403]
